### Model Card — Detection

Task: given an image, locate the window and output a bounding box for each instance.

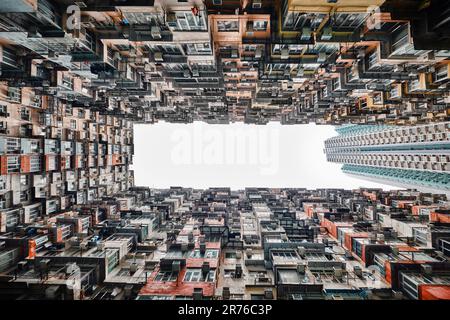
[117,268,132,276]
[282,12,325,31]
[190,250,200,258]
[333,13,368,29]
[20,190,30,202]
[243,45,257,52]
[62,74,73,89]
[252,21,268,31]
[272,44,304,55]
[143,295,174,300]
[183,268,215,282]
[205,249,219,258]
[189,249,219,258]
[311,271,345,284]
[434,65,449,82]
[7,156,20,173]
[225,252,237,259]
[272,251,298,260]
[185,43,212,55]
[30,155,41,172]
[390,24,417,56]
[154,271,178,282]
[20,107,30,121]
[0,104,7,117]
[0,176,7,191]
[6,211,20,228]
[106,249,119,273]
[172,12,206,31]
[217,21,239,32]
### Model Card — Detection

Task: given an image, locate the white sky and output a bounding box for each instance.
[132,121,398,190]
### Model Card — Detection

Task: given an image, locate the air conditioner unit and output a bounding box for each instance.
[113,51,121,60]
[166,12,177,23]
[317,52,327,63]
[255,48,262,58]
[421,264,433,275]
[48,50,59,58]
[7,87,21,103]
[151,26,161,39]
[172,260,181,272]
[353,265,363,277]
[357,49,366,59]
[193,288,203,300]
[252,0,262,9]
[281,48,289,60]
[377,233,385,243]
[235,264,242,278]
[130,262,138,274]
[154,52,163,62]
[202,261,210,275]
[321,27,333,40]
[297,263,306,274]
[27,26,42,38]
[301,27,311,40]
[333,266,343,279]
[264,289,273,299]
[247,21,254,32]
[222,287,230,299]
[45,286,59,299]
[297,246,306,256]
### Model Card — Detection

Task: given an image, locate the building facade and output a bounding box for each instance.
[0,0,448,301]
[324,123,450,195]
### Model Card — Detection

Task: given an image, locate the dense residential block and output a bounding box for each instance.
[0,0,448,301]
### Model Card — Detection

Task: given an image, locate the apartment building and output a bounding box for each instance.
[1,183,450,300]
[324,123,450,195]
[0,0,448,125]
